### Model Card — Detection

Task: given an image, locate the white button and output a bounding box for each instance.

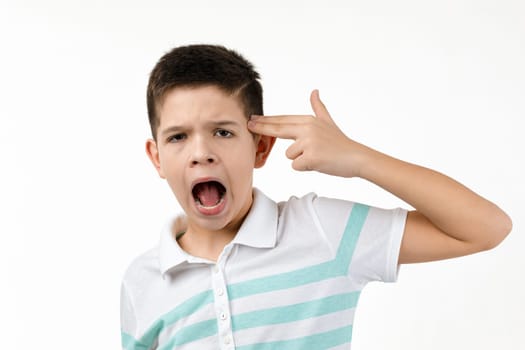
[217,287,224,296]
[224,336,231,345]
[213,265,219,273]
[220,312,227,320]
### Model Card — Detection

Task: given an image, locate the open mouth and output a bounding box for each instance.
[192,180,226,208]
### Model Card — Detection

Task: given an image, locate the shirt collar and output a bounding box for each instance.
[159,188,278,276]
[231,188,278,248]
[158,215,191,277]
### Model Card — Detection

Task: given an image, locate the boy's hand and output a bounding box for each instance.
[248,90,367,178]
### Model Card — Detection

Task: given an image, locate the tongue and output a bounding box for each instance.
[196,183,221,207]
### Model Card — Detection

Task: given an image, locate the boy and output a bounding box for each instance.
[121,44,511,349]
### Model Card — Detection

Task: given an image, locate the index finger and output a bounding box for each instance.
[247,115,312,139]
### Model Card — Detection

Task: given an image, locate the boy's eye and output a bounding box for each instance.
[167,133,186,143]
[215,129,233,138]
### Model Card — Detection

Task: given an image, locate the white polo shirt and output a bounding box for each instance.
[121,188,407,350]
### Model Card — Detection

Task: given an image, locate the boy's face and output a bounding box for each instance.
[146,85,274,234]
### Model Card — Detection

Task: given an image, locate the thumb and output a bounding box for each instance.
[310,89,334,123]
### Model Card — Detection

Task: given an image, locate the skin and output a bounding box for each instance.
[247,90,512,264]
[146,85,275,261]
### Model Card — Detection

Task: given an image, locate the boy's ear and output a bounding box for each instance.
[254,135,276,168]
[146,139,166,179]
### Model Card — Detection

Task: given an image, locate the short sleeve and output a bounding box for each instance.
[312,196,407,286]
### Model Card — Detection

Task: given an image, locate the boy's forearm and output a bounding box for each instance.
[357,145,512,249]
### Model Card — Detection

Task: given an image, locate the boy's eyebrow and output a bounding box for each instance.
[160,120,242,136]
[206,120,242,128]
[160,125,184,137]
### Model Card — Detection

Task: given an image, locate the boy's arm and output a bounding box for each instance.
[247,90,512,264]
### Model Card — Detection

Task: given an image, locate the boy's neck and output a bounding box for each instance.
[177,222,240,262]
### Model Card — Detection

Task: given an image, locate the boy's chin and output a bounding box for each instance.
[186,205,249,234]
[187,215,235,233]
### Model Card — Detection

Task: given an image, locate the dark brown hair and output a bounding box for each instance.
[146,44,263,140]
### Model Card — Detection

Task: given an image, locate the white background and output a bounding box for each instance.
[1,0,524,349]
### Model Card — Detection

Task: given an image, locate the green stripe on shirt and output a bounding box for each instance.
[232,292,360,331]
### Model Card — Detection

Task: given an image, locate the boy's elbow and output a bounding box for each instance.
[480,210,513,251]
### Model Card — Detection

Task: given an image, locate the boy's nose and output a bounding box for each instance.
[191,154,217,166]
[190,138,217,166]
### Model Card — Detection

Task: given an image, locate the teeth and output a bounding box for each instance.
[195,197,223,208]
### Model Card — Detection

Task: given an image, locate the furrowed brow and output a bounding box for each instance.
[160,125,185,137]
[208,120,240,128]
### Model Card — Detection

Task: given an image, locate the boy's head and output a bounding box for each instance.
[147,44,263,141]
[145,44,275,237]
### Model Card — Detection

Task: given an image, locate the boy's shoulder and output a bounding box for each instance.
[121,245,159,286]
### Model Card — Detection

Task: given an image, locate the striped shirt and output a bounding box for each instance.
[121,189,407,349]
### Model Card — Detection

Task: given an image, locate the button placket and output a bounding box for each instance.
[211,255,234,349]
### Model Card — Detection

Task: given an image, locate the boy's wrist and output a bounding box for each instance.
[352,144,391,181]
